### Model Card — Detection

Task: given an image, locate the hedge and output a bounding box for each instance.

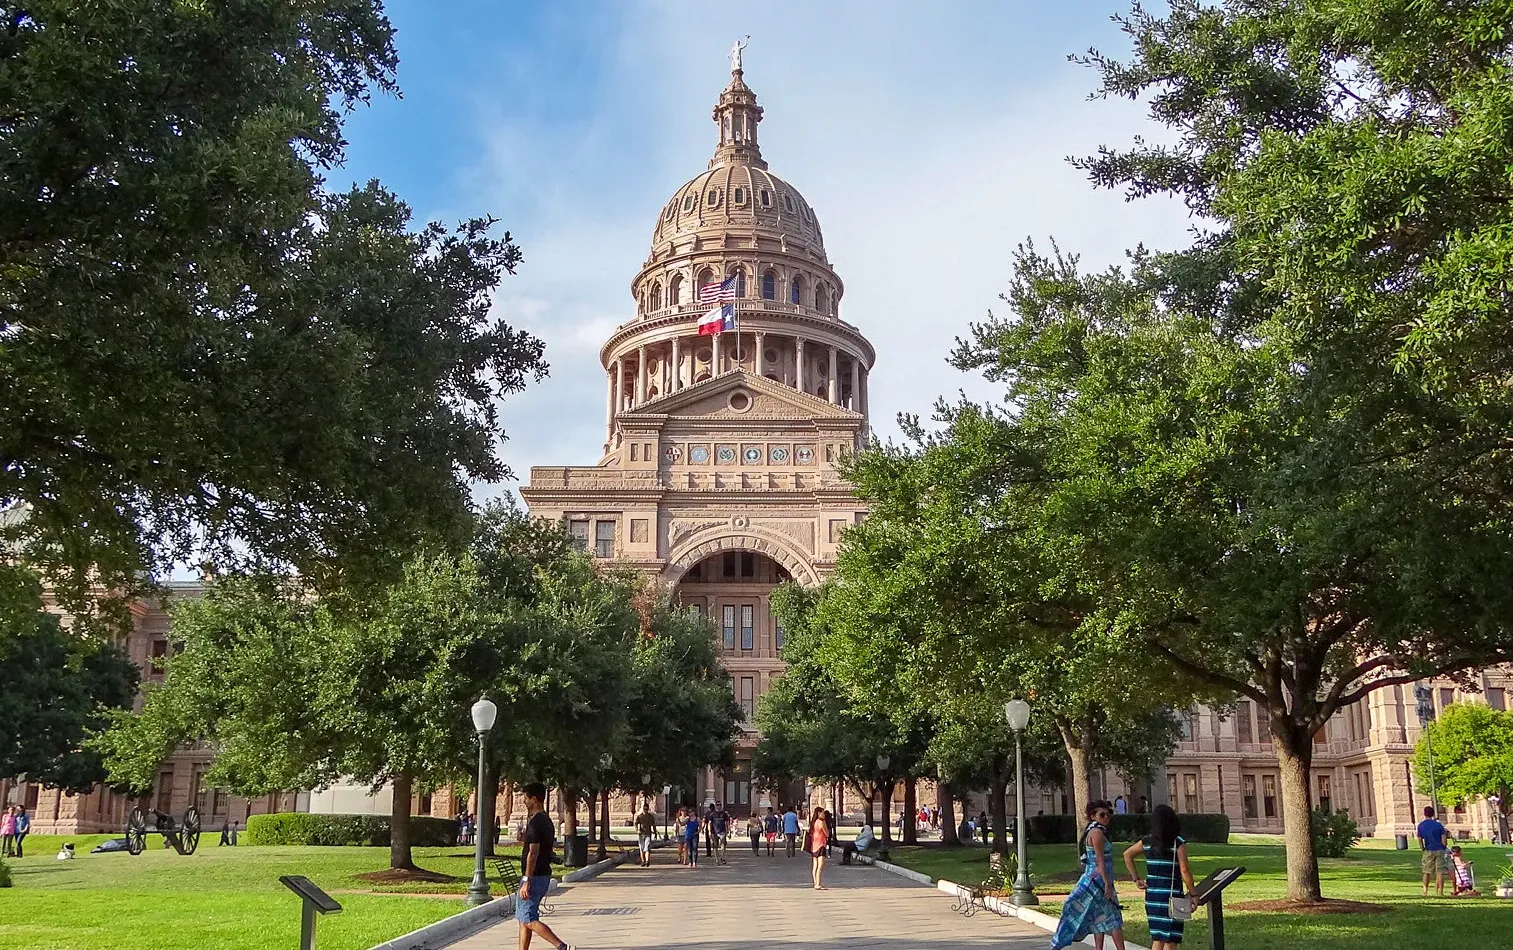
[1027,812,1229,845]
[245,813,458,847]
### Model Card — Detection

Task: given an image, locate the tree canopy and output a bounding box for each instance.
[1415,702,1513,843]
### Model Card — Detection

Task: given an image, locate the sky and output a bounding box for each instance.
[333,0,1196,499]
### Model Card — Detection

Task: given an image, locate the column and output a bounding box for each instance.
[796,338,806,392]
[755,331,766,377]
[636,345,647,404]
[605,366,615,440]
[671,336,682,392]
[613,359,623,414]
[828,345,838,403]
[850,355,860,411]
[860,366,868,418]
[713,332,722,375]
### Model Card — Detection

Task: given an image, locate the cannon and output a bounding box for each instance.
[125,805,202,856]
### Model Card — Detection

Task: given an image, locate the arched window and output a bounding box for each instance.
[815,284,827,313]
[761,270,776,300]
[730,267,746,298]
[790,275,804,306]
[669,274,683,306]
[649,281,663,312]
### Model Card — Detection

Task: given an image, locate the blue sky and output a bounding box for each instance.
[332,1,1193,496]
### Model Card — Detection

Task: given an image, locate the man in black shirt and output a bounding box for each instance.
[516,782,573,950]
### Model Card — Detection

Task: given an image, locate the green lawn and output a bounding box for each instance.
[886,836,1513,950]
[0,833,556,950]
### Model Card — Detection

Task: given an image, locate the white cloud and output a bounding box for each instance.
[467,2,1194,495]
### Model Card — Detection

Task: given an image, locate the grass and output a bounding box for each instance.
[0,833,579,950]
[886,836,1513,950]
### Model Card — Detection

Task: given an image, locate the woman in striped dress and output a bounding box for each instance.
[1122,805,1197,949]
[1052,801,1126,950]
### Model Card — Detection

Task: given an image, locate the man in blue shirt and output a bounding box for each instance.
[1417,805,1450,896]
[782,805,801,857]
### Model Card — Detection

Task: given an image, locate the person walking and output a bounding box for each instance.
[683,807,701,868]
[1418,805,1451,896]
[634,803,657,868]
[746,812,762,855]
[763,806,779,856]
[12,806,29,858]
[977,810,990,846]
[516,782,575,950]
[675,808,689,865]
[782,804,800,857]
[1052,801,1126,950]
[219,821,232,847]
[807,806,830,889]
[712,804,730,865]
[703,803,716,858]
[1,805,15,858]
[1123,804,1196,950]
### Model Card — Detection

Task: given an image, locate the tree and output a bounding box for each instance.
[0,2,546,624]
[1415,703,1513,844]
[0,570,138,792]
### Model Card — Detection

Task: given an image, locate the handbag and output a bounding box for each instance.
[1168,895,1195,921]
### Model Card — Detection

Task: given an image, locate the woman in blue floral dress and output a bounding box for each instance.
[1052,801,1126,950]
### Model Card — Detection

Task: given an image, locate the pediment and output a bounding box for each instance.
[623,370,860,422]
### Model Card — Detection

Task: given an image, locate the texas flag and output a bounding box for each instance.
[698,302,736,336]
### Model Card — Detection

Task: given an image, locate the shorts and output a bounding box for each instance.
[1422,850,1451,875]
[515,875,551,924]
[638,834,653,856]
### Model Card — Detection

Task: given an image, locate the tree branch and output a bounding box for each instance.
[1144,639,1266,705]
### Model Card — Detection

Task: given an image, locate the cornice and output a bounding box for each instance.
[601,308,875,367]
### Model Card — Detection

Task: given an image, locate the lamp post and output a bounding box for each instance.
[465,697,498,906]
[1005,699,1038,906]
[662,784,672,840]
[641,773,652,814]
[876,754,892,861]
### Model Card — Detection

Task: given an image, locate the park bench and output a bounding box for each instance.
[492,854,556,916]
[950,853,1012,919]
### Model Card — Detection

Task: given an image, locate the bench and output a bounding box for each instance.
[951,854,1012,919]
[492,854,555,916]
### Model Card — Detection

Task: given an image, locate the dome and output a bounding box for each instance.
[651,165,825,258]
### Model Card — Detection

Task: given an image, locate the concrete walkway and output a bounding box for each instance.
[449,844,1049,949]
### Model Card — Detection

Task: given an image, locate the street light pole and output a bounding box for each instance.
[465,697,499,906]
[662,784,672,840]
[1005,699,1038,907]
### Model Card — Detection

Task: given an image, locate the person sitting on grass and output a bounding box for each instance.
[1450,847,1479,897]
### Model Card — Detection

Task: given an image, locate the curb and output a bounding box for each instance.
[367,851,631,950]
[856,855,1150,950]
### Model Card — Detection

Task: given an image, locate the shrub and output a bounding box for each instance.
[245,813,457,847]
[1178,813,1231,844]
[1028,812,1228,845]
[1027,814,1078,844]
[1108,814,1152,842]
[1309,807,1360,858]
[0,858,11,888]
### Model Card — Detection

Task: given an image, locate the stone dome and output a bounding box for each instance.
[651,165,826,259]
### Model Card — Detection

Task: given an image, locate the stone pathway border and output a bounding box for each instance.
[366,851,631,950]
[856,853,1152,950]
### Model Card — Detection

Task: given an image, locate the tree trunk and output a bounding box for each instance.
[586,786,598,847]
[990,770,1010,855]
[902,775,918,845]
[563,790,578,838]
[852,781,875,827]
[880,783,893,844]
[390,771,415,870]
[1059,720,1093,823]
[597,789,611,861]
[939,781,960,846]
[477,763,497,857]
[1274,728,1323,901]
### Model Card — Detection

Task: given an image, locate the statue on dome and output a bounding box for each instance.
[729,35,749,73]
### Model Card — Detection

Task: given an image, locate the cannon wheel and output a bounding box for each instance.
[179,805,202,855]
[126,808,148,855]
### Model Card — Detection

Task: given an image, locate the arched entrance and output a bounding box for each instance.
[675,548,794,817]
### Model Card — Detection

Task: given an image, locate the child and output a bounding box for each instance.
[1450,846,1479,896]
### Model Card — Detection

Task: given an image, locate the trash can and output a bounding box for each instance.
[563,832,590,868]
[1394,834,1409,851]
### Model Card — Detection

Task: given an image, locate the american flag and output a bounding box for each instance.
[699,276,738,303]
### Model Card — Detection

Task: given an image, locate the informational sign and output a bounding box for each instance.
[1191,866,1246,906]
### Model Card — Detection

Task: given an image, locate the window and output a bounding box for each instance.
[761,270,776,300]
[1236,700,1254,744]
[649,281,662,311]
[1439,687,1455,710]
[682,193,695,212]
[1166,773,1178,809]
[568,520,589,551]
[211,788,225,818]
[1359,767,1375,816]
[706,188,721,207]
[815,284,827,312]
[739,676,755,721]
[1262,775,1277,818]
[731,268,746,297]
[156,771,174,813]
[760,189,771,207]
[1317,774,1332,813]
[151,638,169,659]
[773,608,785,651]
[740,552,755,578]
[791,275,803,305]
[594,520,615,558]
[734,186,745,205]
[723,551,737,578]
[740,605,754,650]
[1242,775,1258,819]
[1182,773,1200,812]
[722,605,736,650]
[1488,687,1506,711]
[669,274,683,306]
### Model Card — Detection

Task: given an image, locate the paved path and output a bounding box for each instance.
[451,845,1049,949]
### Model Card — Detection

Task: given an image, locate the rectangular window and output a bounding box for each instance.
[594,520,615,558]
[211,788,225,818]
[1262,775,1277,819]
[1236,701,1253,745]
[740,553,755,578]
[740,605,754,650]
[189,765,205,811]
[1439,687,1455,710]
[1242,775,1258,819]
[1317,774,1332,814]
[772,607,784,652]
[156,770,174,813]
[1167,773,1178,809]
[739,676,755,722]
[689,602,706,621]
[721,605,736,650]
[723,552,737,577]
[1361,766,1375,816]
[568,520,589,550]
[1488,687,1506,711]
[1183,773,1200,813]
